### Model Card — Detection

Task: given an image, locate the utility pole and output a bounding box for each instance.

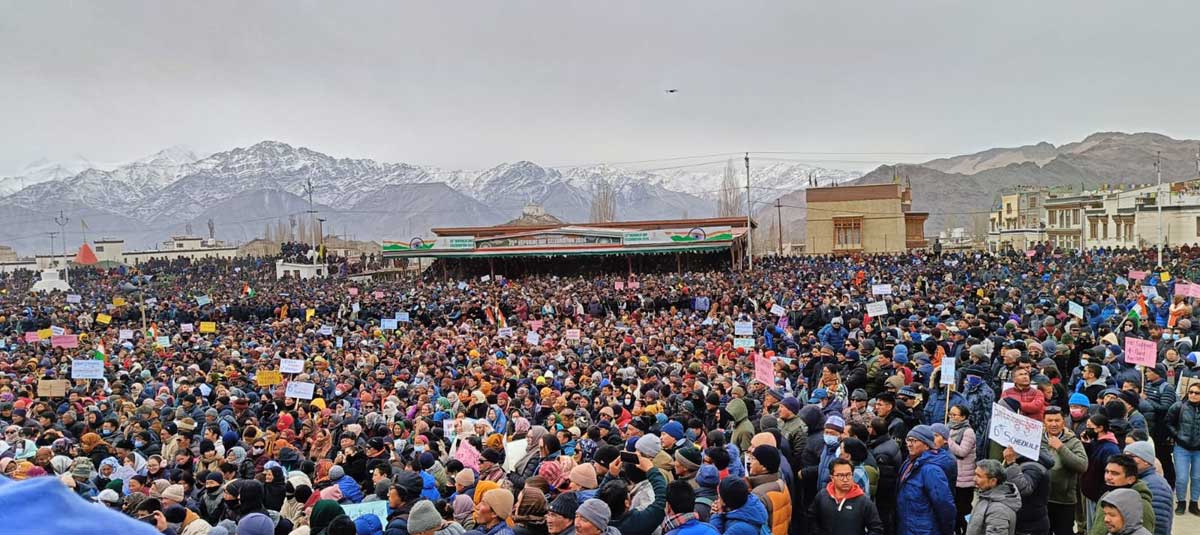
[54,210,69,285]
[317,217,326,262]
[775,197,784,255]
[303,178,318,253]
[745,152,753,270]
[1156,151,1163,268]
[47,232,57,266]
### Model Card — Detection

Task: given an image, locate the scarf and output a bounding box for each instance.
[948,419,969,443]
[662,512,698,534]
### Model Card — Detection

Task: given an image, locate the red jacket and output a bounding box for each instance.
[1001,385,1046,421]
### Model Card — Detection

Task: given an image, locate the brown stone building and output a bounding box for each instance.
[805,183,927,254]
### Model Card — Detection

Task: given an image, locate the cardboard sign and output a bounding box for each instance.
[95,313,112,325]
[497,327,514,338]
[381,319,398,330]
[1142,286,1159,299]
[529,320,544,331]
[989,402,1043,461]
[1025,250,1037,257]
[51,335,78,348]
[734,337,755,349]
[1116,276,1130,286]
[871,284,893,296]
[1161,272,1171,282]
[319,325,333,336]
[71,359,105,379]
[113,297,126,306]
[1068,301,1084,319]
[38,379,69,397]
[526,331,541,345]
[615,281,625,290]
[481,275,491,282]
[770,303,786,316]
[306,308,316,321]
[200,321,216,333]
[866,300,889,317]
[754,353,774,385]
[285,381,315,400]
[23,332,39,343]
[341,501,389,528]
[256,370,283,386]
[940,357,956,385]
[1123,336,1157,366]
[36,328,52,340]
[1129,270,1148,281]
[396,311,410,323]
[66,294,81,304]
[195,295,211,306]
[118,329,133,340]
[155,336,170,347]
[1178,283,1200,298]
[734,321,754,336]
[565,329,581,340]
[280,358,305,374]
[180,323,194,333]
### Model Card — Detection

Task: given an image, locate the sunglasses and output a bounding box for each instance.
[1189,391,1200,396]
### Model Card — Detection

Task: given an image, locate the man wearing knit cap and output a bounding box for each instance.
[636,433,673,484]
[673,446,703,485]
[471,488,516,535]
[776,396,808,459]
[574,498,612,535]
[566,464,598,497]
[897,425,955,535]
[747,444,791,534]
[547,492,579,535]
[660,421,688,454]
[409,499,446,535]
[1124,441,1172,535]
[927,423,958,495]
[815,414,848,489]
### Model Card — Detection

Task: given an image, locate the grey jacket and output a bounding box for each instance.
[1098,488,1152,535]
[965,482,1020,535]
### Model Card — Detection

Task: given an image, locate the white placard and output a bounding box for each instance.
[940,357,956,385]
[66,294,81,304]
[526,331,541,345]
[118,329,134,341]
[734,338,755,349]
[566,329,581,340]
[396,311,410,323]
[180,323,194,333]
[71,360,105,379]
[871,284,893,296]
[1069,301,1084,319]
[866,301,889,317]
[734,321,754,336]
[770,304,786,316]
[51,326,65,336]
[989,402,1043,461]
[381,319,398,330]
[1142,285,1159,299]
[481,275,491,282]
[319,325,333,336]
[280,358,305,374]
[336,336,343,348]
[285,381,315,400]
[498,327,514,338]
[351,303,361,313]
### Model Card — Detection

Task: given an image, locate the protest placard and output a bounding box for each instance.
[940,357,956,385]
[1142,286,1159,299]
[615,281,625,290]
[341,502,388,527]
[51,335,78,348]
[200,322,216,333]
[71,360,104,379]
[754,353,774,385]
[770,303,786,316]
[1129,270,1148,281]
[51,326,65,336]
[256,370,283,386]
[529,320,544,331]
[37,328,52,340]
[285,381,315,400]
[381,319,398,330]
[23,332,38,343]
[156,336,170,347]
[335,336,343,348]
[566,329,581,340]
[734,338,755,349]
[118,329,133,340]
[526,331,541,345]
[734,321,753,336]
[66,294,81,304]
[396,311,411,322]
[989,402,1043,461]
[280,358,305,374]
[349,287,359,296]
[866,301,889,317]
[319,325,333,336]
[38,379,69,397]
[1123,337,1157,366]
[113,297,126,306]
[180,323,194,333]
[871,284,893,296]
[195,295,211,306]
[95,313,111,325]
[1068,301,1084,319]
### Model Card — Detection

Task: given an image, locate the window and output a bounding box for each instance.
[1195,216,1200,237]
[177,243,184,249]
[1028,196,1038,208]
[1006,204,1012,215]
[1090,219,1098,238]
[833,217,863,249]
[95,245,104,252]
[1102,220,1108,239]
[1073,209,1080,225]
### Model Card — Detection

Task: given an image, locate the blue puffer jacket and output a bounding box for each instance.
[896,451,956,535]
[817,324,848,351]
[336,474,365,503]
[1138,467,1174,535]
[420,470,440,500]
[711,494,769,535]
[925,448,957,497]
[923,387,966,426]
[666,517,720,535]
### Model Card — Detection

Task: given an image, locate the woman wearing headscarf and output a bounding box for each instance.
[512,487,549,535]
[226,446,256,480]
[79,432,113,468]
[264,465,288,512]
[93,456,120,490]
[514,426,547,478]
[305,499,354,535]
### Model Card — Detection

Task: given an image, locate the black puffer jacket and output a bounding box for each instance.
[1168,399,1200,450]
[1005,453,1054,535]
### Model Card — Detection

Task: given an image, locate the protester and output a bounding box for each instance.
[966,460,1020,535]
[808,458,882,535]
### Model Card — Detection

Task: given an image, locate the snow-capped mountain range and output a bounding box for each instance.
[0,141,853,254]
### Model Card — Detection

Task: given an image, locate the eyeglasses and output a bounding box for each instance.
[831,473,854,479]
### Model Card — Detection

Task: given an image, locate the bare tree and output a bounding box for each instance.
[263,222,273,242]
[589,179,617,223]
[718,158,742,217]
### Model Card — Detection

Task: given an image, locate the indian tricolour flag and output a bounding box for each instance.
[92,341,106,361]
[242,282,255,298]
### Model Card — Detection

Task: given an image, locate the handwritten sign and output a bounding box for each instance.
[200,321,216,333]
[871,284,893,296]
[1178,283,1200,298]
[23,332,39,343]
[1129,270,1148,281]
[1123,336,1157,366]
[66,294,81,304]
[754,353,774,385]
[734,338,755,350]
[51,335,78,348]
[71,359,105,379]
[118,329,133,340]
[155,336,170,348]
[381,319,398,330]
[319,325,333,336]
[335,336,343,348]
[256,370,283,386]
[280,358,305,374]
[341,501,389,527]
[38,379,69,397]
[51,326,65,336]
[989,402,1043,461]
[1142,286,1159,299]
[734,321,754,336]
[373,291,384,299]
[615,281,625,290]
[629,281,640,290]
[770,303,786,316]
[497,327,514,338]
[348,287,359,296]
[180,323,194,333]
[526,331,541,345]
[866,300,889,317]
[1068,301,1084,319]
[95,313,111,325]
[37,328,52,340]
[285,381,315,400]
[396,311,410,323]
[940,357,956,385]
[565,329,581,341]
[528,320,544,331]
[113,297,126,307]
[194,295,211,306]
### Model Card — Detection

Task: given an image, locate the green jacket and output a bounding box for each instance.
[1043,429,1087,504]
[727,398,756,453]
[1086,481,1154,535]
[778,413,809,458]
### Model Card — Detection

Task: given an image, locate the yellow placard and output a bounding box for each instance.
[306,308,316,321]
[37,328,52,340]
[199,321,217,333]
[113,297,126,306]
[96,313,111,325]
[1161,272,1171,281]
[257,370,283,386]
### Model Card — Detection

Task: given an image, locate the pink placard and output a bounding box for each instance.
[349,288,359,296]
[51,335,79,349]
[373,291,384,299]
[614,281,624,290]
[528,320,544,331]
[1124,336,1157,366]
[1177,283,1200,298]
[754,353,774,385]
[777,316,789,330]
[24,332,39,343]
[1025,250,1036,257]
[1129,270,1148,281]
[629,281,640,290]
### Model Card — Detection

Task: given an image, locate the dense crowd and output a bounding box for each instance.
[2,245,1200,535]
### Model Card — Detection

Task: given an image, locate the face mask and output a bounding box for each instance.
[134,441,145,449]
[101,429,113,436]
[1070,408,1087,420]
[823,434,839,446]
[414,445,425,453]
[224,498,240,512]
[207,487,222,496]
[253,447,264,455]
[1083,429,1098,440]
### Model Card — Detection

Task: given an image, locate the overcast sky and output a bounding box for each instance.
[3,1,1199,175]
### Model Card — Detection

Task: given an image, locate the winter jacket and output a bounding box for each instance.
[926,448,957,498]
[867,435,901,507]
[1000,385,1046,421]
[945,425,976,488]
[335,474,365,503]
[808,482,883,535]
[1086,482,1155,535]
[712,494,770,535]
[1095,487,1152,535]
[1081,436,1121,501]
[464,521,515,535]
[726,399,756,453]
[896,451,955,535]
[964,482,1020,535]
[665,517,719,535]
[1167,399,1200,450]
[420,470,440,501]
[1141,377,1177,437]
[748,472,792,535]
[961,380,995,460]
[1137,466,1173,535]
[817,325,848,352]
[1004,459,1050,535]
[1043,429,1087,505]
[778,414,808,461]
[922,388,965,427]
[611,465,667,535]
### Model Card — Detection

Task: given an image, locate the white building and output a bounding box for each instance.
[275,260,329,280]
[92,236,240,265]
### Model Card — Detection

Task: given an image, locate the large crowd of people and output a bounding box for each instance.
[2,244,1200,535]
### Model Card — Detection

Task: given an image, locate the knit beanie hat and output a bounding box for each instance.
[1068,393,1091,407]
[824,415,845,434]
[549,492,579,519]
[660,421,685,440]
[930,423,950,440]
[568,464,598,490]
[718,477,750,510]
[71,457,93,480]
[1124,441,1156,467]
[328,465,345,481]
[907,425,936,448]
[237,513,276,535]
[481,488,515,519]
[780,396,802,414]
[162,484,186,504]
[455,469,476,488]
[408,499,443,533]
[674,446,702,472]
[576,498,611,531]
[750,445,780,473]
[635,434,662,458]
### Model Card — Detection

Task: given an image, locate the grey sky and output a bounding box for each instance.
[3,1,1199,175]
